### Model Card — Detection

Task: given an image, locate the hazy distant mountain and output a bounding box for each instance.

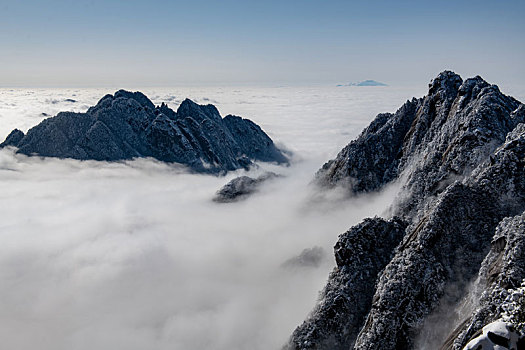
[337,80,388,87]
[0,90,288,173]
[287,71,525,350]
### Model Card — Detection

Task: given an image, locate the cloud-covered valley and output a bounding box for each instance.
[0,85,439,349]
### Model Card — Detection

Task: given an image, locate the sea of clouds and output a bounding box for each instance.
[1,83,520,350]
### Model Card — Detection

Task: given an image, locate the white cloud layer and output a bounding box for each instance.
[0,86,419,349]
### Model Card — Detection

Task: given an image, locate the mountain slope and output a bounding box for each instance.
[317,71,523,217]
[287,72,525,349]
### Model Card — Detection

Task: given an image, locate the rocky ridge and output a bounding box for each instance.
[287,72,525,349]
[1,90,288,173]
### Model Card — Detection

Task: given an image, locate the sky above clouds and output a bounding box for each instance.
[1,0,524,87]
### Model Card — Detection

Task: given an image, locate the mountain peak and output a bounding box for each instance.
[0,91,287,173]
[177,98,222,123]
[290,73,525,350]
[457,75,492,97]
[1,129,25,147]
[113,89,155,110]
[339,80,388,87]
[428,70,463,96]
[353,80,387,86]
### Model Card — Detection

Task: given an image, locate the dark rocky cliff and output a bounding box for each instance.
[317,71,523,217]
[1,90,288,173]
[287,72,525,350]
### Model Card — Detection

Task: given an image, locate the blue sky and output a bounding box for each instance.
[1,0,524,87]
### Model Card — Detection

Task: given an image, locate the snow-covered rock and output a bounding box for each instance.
[284,217,407,349]
[317,71,523,218]
[463,321,522,350]
[0,91,288,173]
[287,71,525,350]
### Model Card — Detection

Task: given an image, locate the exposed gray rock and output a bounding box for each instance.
[0,90,288,173]
[222,115,287,163]
[440,212,525,350]
[282,246,326,269]
[287,72,525,350]
[285,217,407,350]
[213,172,280,202]
[353,125,525,348]
[1,129,25,147]
[316,71,523,218]
[316,100,418,194]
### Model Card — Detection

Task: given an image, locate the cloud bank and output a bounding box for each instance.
[0,86,415,349]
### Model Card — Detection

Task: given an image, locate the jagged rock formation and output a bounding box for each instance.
[0,90,288,173]
[316,101,418,194]
[354,125,525,350]
[286,72,525,350]
[317,71,523,217]
[288,218,407,349]
[213,172,280,202]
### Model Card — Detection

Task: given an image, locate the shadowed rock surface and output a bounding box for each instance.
[287,218,407,349]
[213,172,281,202]
[354,126,525,349]
[0,90,288,173]
[440,212,525,350]
[286,72,525,350]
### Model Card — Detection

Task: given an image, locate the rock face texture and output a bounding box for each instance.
[0,90,288,173]
[317,71,523,217]
[441,213,525,350]
[213,172,280,202]
[288,218,407,350]
[286,72,525,350]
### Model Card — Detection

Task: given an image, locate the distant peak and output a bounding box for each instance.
[355,80,388,86]
[342,80,388,87]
